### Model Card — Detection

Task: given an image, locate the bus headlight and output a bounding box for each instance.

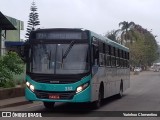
[26,81,34,92]
[76,86,83,93]
[76,82,89,94]
[30,85,35,92]
[26,82,30,87]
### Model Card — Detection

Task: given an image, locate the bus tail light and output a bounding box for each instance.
[76,82,89,94]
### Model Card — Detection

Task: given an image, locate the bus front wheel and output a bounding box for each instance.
[43,102,55,109]
[93,86,103,109]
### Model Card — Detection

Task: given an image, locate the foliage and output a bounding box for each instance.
[0,52,24,88]
[106,21,159,67]
[127,24,159,66]
[116,21,135,44]
[25,1,40,39]
[105,30,118,43]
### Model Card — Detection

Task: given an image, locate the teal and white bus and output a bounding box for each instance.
[24,28,130,109]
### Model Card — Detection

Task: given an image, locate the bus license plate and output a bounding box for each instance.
[49,94,60,99]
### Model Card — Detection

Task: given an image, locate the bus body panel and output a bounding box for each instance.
[25,74,92,102]
[91,67,130,102]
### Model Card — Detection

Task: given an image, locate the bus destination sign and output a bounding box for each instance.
[36,32,83,40]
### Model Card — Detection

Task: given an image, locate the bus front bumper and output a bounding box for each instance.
[25,86,91,103]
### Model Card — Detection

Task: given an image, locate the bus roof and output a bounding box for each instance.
[89,30,129,52]
[32,28,85,32]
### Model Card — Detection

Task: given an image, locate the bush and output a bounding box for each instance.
[0,52,24,88]
[0,79,15,88]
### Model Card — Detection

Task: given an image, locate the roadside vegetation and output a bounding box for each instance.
[106,21,159,69]
[0,52,24,88]
[0,1,39,88]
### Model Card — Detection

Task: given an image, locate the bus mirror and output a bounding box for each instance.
[20,42,30,62]
[18,45,26,62]
[14,45,25,61]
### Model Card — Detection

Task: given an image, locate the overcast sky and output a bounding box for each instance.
[1,0,160,43]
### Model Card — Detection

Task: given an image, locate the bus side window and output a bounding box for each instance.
[116,48,119,67]
[92,44,99,65]
[107,45,111,66]
[127,52,129,68]
[99,42,105,66]
[119,49,122,67]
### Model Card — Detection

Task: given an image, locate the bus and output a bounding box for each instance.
[23,28,130,109]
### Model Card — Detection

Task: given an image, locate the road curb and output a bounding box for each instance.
[0,87,25,100]
[0,101,33,109]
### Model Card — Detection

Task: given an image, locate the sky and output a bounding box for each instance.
[1,0,160,44]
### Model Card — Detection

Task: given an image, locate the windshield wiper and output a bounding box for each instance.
[62,41,75,59]
[61,41,75,69]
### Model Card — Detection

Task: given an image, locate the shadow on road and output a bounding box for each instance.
[101,94,126,107]
[35,94,123,117]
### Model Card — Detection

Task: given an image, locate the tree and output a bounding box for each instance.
[25,1,40,39]
[104,21,159,67]
[128,24,159,67]
[116,21,135,44]
[105,30,118,43]
[110,21,159,67]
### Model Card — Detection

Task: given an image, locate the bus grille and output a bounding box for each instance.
[27,72,89,84]
[34,90,75,100]
[28,74,79,84]
[32,78,76,84]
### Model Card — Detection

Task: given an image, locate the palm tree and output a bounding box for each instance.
[117,21,135,44]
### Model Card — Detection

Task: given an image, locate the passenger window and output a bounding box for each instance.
[92,44,99,65]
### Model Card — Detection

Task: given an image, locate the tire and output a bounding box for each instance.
[43,102,55,109]
[117,82,123,98]
[93,87,103,109]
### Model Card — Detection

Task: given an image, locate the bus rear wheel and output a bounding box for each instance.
[43,102,55,109]
[117,82,123,98]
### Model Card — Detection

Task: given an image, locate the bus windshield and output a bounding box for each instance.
[31,43,89,74]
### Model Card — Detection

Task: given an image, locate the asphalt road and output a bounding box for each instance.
[1,71,160,120]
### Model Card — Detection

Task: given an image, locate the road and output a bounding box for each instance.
[1,71,160,120]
